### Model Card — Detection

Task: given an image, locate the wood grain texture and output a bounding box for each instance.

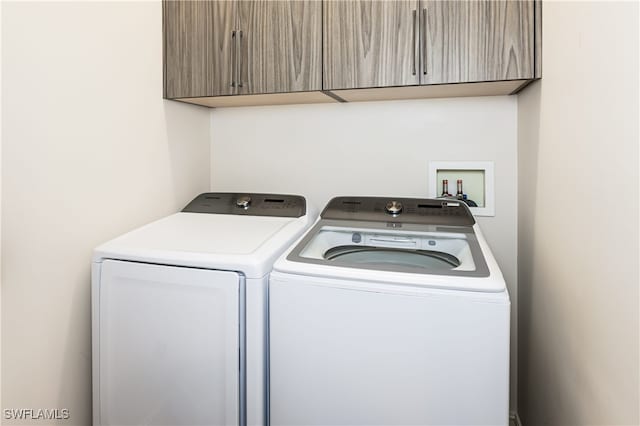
[323,0,420,90]
[237,0,322,94]
[163,0,236,99]
[422,0,535,84]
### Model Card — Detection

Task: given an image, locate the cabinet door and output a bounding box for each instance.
[237,1,322,95]
[421,0,535,84]
[164,1,236,98]
[324,0,420,90]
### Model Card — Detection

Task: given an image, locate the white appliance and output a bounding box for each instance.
[269,196,510,426]
[92,193,315,426]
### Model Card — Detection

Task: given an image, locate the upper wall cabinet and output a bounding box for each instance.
[237,1,322,95]
[323,1,420,90]
[164,0,541,107]
[422,0,535,84]
[323,0,536,91]
[164,1,236,98]
[163,0,322,100]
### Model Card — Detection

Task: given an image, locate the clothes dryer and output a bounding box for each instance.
[92,193,315,426]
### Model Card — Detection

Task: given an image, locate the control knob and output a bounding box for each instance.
[385,200,403,215]
[236,196,252,209]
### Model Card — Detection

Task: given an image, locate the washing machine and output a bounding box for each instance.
[269,196,510,426]
[91,192,315,426]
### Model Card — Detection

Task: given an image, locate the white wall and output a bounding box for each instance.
[1,2,210,425]
[210,96,520,409]
[0,0,3,413]
[517,1,639,425]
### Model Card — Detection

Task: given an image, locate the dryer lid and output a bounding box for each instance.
[93,192,315,278]
[99,212,295,256]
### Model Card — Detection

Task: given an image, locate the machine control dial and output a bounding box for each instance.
[236,195,252,209]
[385,200,403,215]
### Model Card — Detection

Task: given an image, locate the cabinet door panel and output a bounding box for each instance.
[164,1,236,98]
[324,0,420,90]
[238,0,322,95]
[422,0,535,84]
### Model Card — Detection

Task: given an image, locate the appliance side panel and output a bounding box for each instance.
[270,276,510,426]
[245,277,268,426]
[98,260,240,426]
[91,262,102,426]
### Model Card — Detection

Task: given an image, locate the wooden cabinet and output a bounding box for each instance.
[163,1,236,98]
[163,0,322,101]
[323,0,419,90]
[163,0,541,107]
[237,1,322,95]
[422,0,536,84]
[323,0,537,91]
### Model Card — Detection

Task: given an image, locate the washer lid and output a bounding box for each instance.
[287,220,489,278]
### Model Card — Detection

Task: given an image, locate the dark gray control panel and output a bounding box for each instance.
[182,193,306,218]
[321,196,475,226]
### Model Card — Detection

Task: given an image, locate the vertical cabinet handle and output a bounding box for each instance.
[411,10,417,76]
[231,30,236,88]
[422,8,428,75]
[238,30,244,88]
